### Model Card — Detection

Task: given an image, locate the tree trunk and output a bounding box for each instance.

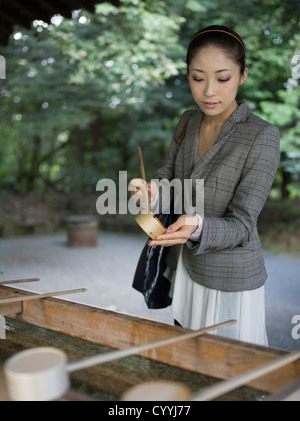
[26,135,42,191]
[92,112,101,168]
[16,135,42,192]
[281,167,291,200]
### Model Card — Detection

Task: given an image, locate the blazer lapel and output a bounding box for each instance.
[190,102,251,177]
[183,109,203,180]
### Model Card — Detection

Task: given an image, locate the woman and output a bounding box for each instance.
[131,25,280,345]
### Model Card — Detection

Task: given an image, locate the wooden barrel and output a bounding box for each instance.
[65,215,98,247]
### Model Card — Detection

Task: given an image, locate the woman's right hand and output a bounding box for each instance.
[129,178,158,208]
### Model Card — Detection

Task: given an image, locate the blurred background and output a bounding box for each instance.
[0,0,299,239]
[0,0,299,351]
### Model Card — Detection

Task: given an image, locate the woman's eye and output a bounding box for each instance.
[219,78,230,83]
[193,77,203,82]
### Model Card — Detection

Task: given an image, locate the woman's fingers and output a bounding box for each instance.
[129,179,158,206]
[129,178,147,206]
[129,178,147,194]
[148,215,198,247]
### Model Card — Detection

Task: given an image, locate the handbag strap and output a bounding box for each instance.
[177,117,189,152]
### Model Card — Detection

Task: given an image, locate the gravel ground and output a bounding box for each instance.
[0,231,299,351]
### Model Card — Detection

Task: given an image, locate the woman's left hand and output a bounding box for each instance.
[148,214,199,247]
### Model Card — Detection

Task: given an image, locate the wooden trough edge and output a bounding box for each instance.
[1,285,300,394]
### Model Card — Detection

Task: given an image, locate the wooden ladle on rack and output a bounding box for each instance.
[121,347,300,401]
[3,320,235,401]
[134,147,166,239]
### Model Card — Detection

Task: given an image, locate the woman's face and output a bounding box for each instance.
[187,46,248,120]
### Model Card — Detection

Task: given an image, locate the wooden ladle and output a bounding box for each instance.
[134,147,166,239]
[4,320,236,401]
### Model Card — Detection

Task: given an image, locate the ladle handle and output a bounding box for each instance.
[137,146,150,211]
[67,319,236,373]
[137,147,146,181]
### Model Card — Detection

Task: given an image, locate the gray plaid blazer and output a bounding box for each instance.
[156,102,280,292]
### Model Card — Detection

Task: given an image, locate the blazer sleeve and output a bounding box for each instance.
[186,123,281,254]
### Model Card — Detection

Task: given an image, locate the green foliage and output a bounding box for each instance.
[0,0,299,197]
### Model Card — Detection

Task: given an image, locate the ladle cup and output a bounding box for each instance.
[4,347,69,401]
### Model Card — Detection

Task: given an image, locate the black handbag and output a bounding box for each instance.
[132,118,189,309]
[132,206,176,309]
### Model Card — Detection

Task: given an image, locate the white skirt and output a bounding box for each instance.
[166,246,268,346]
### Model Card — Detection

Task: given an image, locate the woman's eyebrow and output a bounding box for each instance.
[192,68,232,73]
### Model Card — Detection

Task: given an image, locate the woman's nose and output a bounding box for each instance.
[204,80,217,96]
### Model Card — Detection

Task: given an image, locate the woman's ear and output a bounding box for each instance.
[239,68,248,86]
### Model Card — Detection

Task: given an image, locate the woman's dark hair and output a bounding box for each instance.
[186,25,246,75]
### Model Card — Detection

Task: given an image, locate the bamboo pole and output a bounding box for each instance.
[67,320,236,372]
[0,288,87,304]
[193,348,300,401]
[0,278,40,285]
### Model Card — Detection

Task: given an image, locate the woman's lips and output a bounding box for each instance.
[203,102,220,109]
